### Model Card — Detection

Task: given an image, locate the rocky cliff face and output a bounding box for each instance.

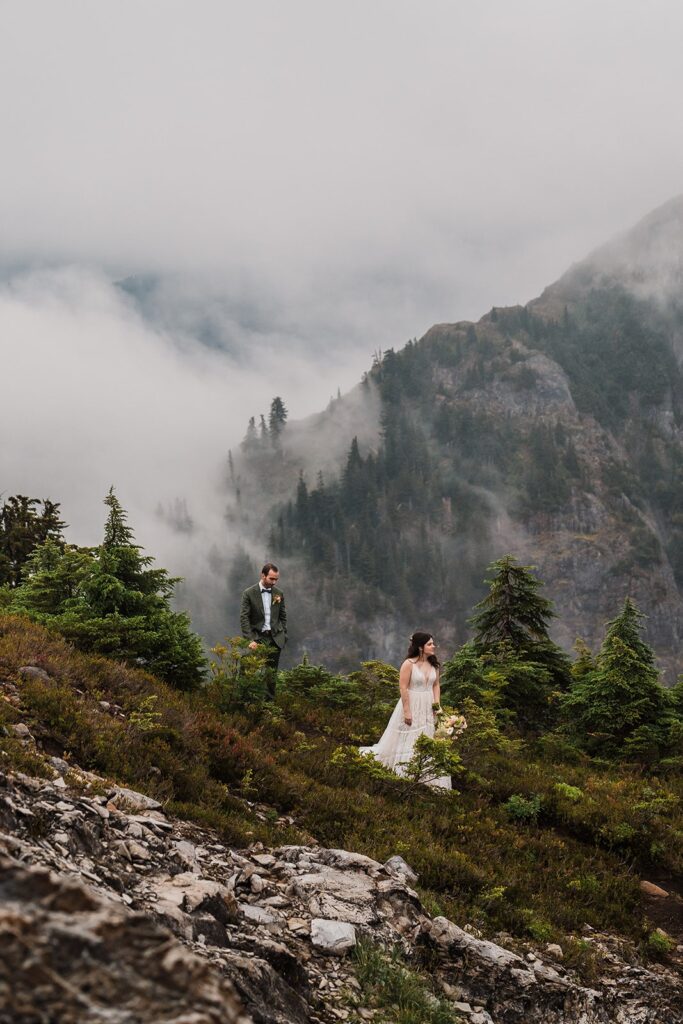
[420,307,683,675]
[2,755,682,1023]
[227,198,683,679]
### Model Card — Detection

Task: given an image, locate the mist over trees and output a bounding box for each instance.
[226,245,683,678]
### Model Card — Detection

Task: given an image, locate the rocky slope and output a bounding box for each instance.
[2,726,682,1023]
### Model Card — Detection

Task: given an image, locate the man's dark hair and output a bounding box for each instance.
[261,562,279,575]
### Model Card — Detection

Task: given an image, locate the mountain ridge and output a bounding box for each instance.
[226,198,683,679]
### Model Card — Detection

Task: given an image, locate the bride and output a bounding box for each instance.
[360,631,451,790]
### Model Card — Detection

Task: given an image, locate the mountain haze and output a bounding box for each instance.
[227,198,683,679]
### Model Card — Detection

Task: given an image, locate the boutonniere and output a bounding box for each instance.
[272,594,282,604]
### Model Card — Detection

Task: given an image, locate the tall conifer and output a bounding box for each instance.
[470,555,571,686]
[561,598,671,758]
[442,556,571,727]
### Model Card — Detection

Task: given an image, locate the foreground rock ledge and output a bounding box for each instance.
[0,855,250,1024]
[0,767,681,1024]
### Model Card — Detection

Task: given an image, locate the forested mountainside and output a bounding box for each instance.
[227,198,683,677]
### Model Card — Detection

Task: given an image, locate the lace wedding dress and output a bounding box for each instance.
[359,661,452,789]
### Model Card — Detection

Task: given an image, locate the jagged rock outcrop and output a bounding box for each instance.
[1,765,681,1024]
[0,854,249,1024]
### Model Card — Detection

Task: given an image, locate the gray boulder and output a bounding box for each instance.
[310,918,357,955]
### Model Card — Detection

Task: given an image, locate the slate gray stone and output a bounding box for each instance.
[310,918,357,954]
[383,854,419,884]
[110,786,163,812]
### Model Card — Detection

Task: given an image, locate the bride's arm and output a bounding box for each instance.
[399,660,412,725]
[432,669,441,708]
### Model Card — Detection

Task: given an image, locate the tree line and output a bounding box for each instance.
[2,488,681,767]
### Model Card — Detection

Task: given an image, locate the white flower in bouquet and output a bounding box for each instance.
[443,713,467,737]
[433,705,467,741]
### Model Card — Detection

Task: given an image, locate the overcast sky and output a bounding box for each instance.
[2,0,683,557]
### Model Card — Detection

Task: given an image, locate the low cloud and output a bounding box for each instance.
[3,1,683,643]
[1,265,348,577]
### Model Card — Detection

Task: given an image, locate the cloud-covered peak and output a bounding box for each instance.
[556,195,683,305]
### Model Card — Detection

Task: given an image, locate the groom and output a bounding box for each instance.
[240,562,287,699]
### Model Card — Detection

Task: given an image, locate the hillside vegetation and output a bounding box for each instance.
[2,497,683,978]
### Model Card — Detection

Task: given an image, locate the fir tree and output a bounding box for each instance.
[269,396,288,438]
[11,540,93,615]
[470,556,565,666]
[10,489,206,691]
[227,546,256,598]
[296,472,309,529]
[0,495,66,587]
[89,487,175,615]
[103,487,135,548]
[560,598,673,759]
[571,638,596,680]
[455,556,572,725]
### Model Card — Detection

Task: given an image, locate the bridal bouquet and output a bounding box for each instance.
[432,704,467,741]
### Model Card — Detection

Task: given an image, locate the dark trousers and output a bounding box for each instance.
[258,634,281,699]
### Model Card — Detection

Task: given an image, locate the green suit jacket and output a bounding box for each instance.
[240,584,287,650]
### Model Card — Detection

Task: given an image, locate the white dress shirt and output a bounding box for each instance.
[260,585,272,631]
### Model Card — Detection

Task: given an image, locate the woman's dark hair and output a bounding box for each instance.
[407,631,439,668]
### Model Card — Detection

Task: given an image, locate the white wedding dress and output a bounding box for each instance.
[360,660,452,789]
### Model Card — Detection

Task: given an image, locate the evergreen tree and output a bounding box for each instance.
[103,487,135,548]
[10,489,206,691]
[571,638,596,680]
[454,556,572,726]
[269,396,288,438]
[341,438,365,514]
[11,540,94,615]
[87,487,176,616]
[561,598,674,760]
[241,416,258,452]
[0,495,65,587]
[670,675,683,726]
[295,472,309,530]
[470,557,566,664]
[440,640,509,711]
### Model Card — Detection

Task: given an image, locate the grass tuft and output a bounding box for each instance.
[352,939,465,1024]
